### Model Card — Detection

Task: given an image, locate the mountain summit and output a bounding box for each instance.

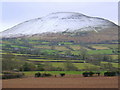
[2,12,117,38]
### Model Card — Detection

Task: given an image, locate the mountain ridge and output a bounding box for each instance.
[1,12,118,38]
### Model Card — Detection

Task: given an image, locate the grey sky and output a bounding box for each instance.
[1,2,118,32]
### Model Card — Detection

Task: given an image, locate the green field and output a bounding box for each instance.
[11,45,28,48]
[101,62,119,68]
[51,62,118,69]
[23,70,106,76]
[55,46,69,51]
[69,45,81,50]
[90,45,110,50]
[51,62,99,69]
[34,45,51,49]
[109,55,118,59]
[23,71,84,76]
[58,42,73,45]
[28,59,84,62]
[2,38,119,73]
[2,39,118,56]
[87,49,113,54]
[92,44,118,49]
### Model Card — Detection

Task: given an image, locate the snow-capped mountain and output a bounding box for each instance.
[1,12,117,38]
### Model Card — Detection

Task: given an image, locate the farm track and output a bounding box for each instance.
[2,76,119,88]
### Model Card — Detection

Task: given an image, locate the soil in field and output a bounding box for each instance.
[2,75,118,88]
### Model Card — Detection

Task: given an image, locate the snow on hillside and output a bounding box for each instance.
[2,12,116,38]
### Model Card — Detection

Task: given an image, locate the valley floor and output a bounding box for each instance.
[2,76,118,88]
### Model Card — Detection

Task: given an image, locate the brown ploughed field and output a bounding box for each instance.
[2,75,118,88]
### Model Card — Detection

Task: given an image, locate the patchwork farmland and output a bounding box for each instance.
[1,38,119,71]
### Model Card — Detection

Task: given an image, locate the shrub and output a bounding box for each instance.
[2,71,24,79]
[104,71,116,76]
[42,73,52,77]
[82,72,89,77]
[82,71,94,77]
[35,72,41,77]
[60,73,65,77]
[89,71,94,77]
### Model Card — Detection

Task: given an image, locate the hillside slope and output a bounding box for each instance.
[2,12,118,40]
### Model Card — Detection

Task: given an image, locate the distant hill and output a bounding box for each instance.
[1,12,118,43]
